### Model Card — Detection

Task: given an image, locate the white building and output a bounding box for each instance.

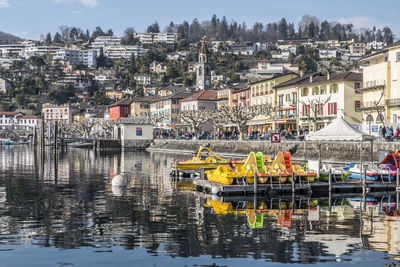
[135,32,178,45]
[0,44,25,57]
[16,115,41,130]
[134,74,151,85]
[114,118,153,149]
[0,77,12,94]
[53,49,97,67]
[366,41,386,51]
[103,45,147,59]
[319,48,339,59]
[91,36,122,51]
[24,46,61,58]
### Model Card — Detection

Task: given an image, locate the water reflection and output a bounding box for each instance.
[0,145,398,266]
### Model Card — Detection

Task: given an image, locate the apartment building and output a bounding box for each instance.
[273,75,312,131]
[53,49,97,67]
[249,73,298,130]
[231,84,251,107]
[349,43,366,56]
[91,36,122,51]
[0,44,25,57]
[135,32,178,45]
[41,104,80,123]
[24,46,61,58]
[298,72,362,131]
[180,90,217,111]
[150,91,193,129]
[103,45,147,59]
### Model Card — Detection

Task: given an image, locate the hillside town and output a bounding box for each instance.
[0,15,397,140]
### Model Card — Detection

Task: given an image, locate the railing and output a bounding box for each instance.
[360,80,386,91]
[386,98,400,107]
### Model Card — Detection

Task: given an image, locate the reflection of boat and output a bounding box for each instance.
[0,139,14,145]
[205,151,317,185]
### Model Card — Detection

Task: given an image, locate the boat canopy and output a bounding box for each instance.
[306,116,375,141]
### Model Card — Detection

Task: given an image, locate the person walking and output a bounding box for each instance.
[382,126,387,139]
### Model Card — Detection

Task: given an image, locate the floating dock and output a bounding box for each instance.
[193,179,398,197]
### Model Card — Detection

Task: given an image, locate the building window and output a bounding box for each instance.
[396,52,400,62]
[355,101,360,111]
[136,127,142,136]
[292,93,297,105]
[328,103,337,115]
[285,94,291,102]
[330,84,338,94]
[301,88,308,96]
[312,86,319,95]
[278,96,283,107]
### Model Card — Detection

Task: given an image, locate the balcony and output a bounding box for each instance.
[386,98,400,107]
[358,101,385,111]
[359,80,386,92]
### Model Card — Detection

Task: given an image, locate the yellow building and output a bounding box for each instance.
[130,96,158,118]
[249,73,299,130]
[359,42,400,135]
[72,112,85,123]
[105,91,123,100]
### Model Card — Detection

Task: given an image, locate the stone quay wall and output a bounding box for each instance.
[150,139,400,163]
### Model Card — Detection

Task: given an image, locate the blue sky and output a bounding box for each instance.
[0,0,399,40]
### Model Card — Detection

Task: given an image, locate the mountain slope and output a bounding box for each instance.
[0,31,23,44]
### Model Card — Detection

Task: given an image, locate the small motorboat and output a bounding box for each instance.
[342,163,379,181]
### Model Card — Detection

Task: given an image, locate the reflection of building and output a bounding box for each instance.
[362,206,400,259]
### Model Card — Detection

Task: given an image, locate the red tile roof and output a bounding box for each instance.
[180,90,217,102]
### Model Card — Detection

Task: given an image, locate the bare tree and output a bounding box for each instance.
[299,96,331,131]
[99,120,117,138]
[216,104,274,141]
[74,119,96,138]
[179,110,215,132]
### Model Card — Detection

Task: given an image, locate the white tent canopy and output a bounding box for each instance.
[306,116,375,141]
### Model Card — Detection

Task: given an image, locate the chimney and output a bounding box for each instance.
[327,72,330,81]
[300,70,305,77]
[309,75,313,83]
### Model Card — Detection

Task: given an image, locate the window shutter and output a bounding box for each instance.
[328,103,331,115]
[320,104,323,115]
[334,103,337,114]
[315,104,318,116]
[302,104,304,115]
[308,105,310,116]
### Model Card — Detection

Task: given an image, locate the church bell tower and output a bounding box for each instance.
[196,39,211,90]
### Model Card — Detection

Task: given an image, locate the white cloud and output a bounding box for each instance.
[79,0,98,7]
[53,0,99,7]
[0,0,10,8]
[337,16,390,30]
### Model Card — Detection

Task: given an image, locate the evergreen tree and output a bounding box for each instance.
[147,21,160,33]
[278,18,288,39]
[45,33,52,45]
[53,32,62,43]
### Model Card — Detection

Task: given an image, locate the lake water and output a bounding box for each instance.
[0,145,399,266]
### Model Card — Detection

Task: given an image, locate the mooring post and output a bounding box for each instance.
[328,169,332,193]
[396,168,400,192]
[200,167,205,180]
[254,171,258,195]
[33,127,37,148]
[360,141,363,187]
[318,143,321,174]
[291,172,295,194]
[370,140,374,164]
[53,121,58,153]
[363,165,367,190]
[40,120,45,150]
[304,140,307,164]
